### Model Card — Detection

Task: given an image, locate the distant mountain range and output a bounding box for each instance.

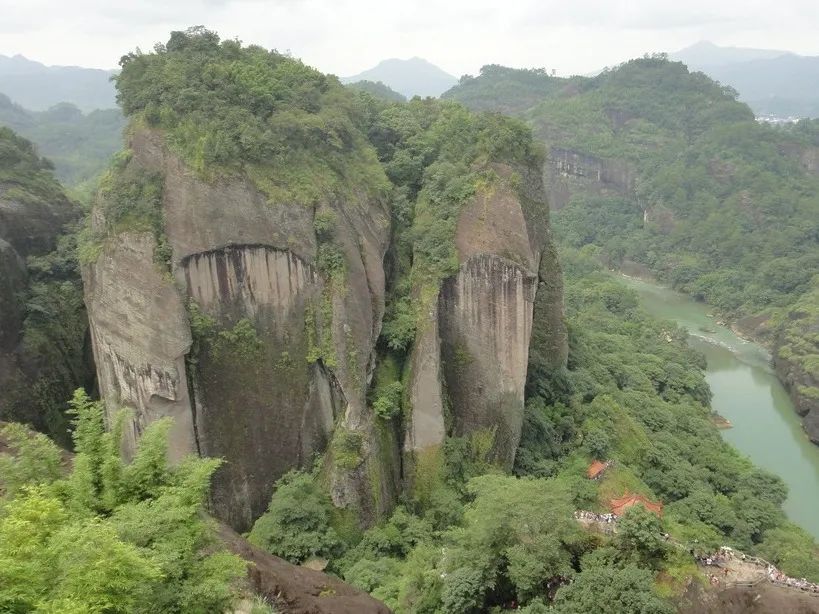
[670,41,819,118]
[0,54,117,111]
[341,57,458,98]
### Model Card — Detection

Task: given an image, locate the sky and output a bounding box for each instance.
[1,0,819,78]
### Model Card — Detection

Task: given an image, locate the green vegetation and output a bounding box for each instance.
[346,80,407,103]
[115,26,389,206]
[355,94,543,356]
[249,246,819,610]
[369,355,403,420]
[15,228,93,443]
[0,127,90,445]
[86,149,172,268]
[0,125,66,203]
[442,65,566,114]
[10,27,819,612]
[247,468,342,564]
[0,390,245,612]
[0,93,124,192]
[446,53,819,426]
[188,302,263,363]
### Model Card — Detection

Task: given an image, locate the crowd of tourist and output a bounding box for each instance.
[572,513,819,596]
[766,565,819,594]
[699,546,819,594]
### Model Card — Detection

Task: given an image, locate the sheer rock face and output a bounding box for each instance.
[83,232,196,461]
[546,147,636,210]
[0,188,76,260]
[180,244,337,529]
[84,128,565,528]
[405,164,567,472]
[85,128,393,531]
[439,255,536,466]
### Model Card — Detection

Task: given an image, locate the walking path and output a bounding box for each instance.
[573,511,819,596]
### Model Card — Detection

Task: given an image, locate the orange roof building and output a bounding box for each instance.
[609,492,663,517]
[587,460,608,479]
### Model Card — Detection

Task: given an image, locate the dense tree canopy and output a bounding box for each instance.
[0,391,246,613]
[115,26,389,206]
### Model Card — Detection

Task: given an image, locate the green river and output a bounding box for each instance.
[619,275,819,539]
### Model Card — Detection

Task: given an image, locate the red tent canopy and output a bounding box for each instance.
[609,492,663,517]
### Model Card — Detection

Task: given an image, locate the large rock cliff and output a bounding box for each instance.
[84,35,569,533]
[404,163,567,476]
[0,174,76,360]
[84,128,394,530]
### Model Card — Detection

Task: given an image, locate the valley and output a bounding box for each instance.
[1,23,819,614]
[622,274,819,540]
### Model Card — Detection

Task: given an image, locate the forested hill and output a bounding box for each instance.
[0,93,124,190]
[4,28,819,612]
[444,55,819,441]
[441,65,568,114]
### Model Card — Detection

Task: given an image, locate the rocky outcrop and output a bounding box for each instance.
[546,147,636,210]
[84,128,394,531]
[218,524,391,614]
[777,351,819,443]
[181,245,336,529]
[85,126,566,529]
[83,231,196,461]
[439,254,536,465]
[405,164,567,474]
[778,143,819,178]
[0,188,76,259]
[0,184,76,356]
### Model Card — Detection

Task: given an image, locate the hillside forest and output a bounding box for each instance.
[1,28,819,614]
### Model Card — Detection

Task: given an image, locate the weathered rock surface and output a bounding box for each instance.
[405,164,567,472]
[439,255,536,465]
[83,231,196,461]
[404,298,446,455]
[775,352,819,443]
[85,128,394,530]
[546,147,636,210]
[219,524,391,614]
[0,188,76,259]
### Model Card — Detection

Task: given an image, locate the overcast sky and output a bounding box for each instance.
[1,0,818,77]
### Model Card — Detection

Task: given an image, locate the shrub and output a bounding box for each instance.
[248,470,341,564]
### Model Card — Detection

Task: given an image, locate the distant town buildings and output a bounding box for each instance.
[755,114,801,125]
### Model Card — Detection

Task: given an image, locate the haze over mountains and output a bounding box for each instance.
[0,54,116,111]
[341,56,458,98]
[4,43,819,119]
[670,41,819,117]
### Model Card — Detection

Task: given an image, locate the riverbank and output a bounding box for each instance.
[615,267,819,442]
[617,274,819,539]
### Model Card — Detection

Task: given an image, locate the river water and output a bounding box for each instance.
[619,275,819,539]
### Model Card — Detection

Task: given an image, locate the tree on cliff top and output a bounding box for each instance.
[114,26,389,206]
